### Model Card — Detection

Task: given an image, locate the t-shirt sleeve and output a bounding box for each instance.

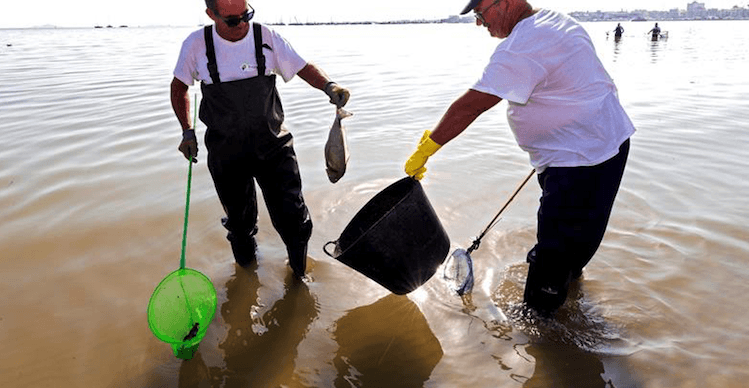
[472,50,547,105]
[268,28,307,82]
[173,36,198,86]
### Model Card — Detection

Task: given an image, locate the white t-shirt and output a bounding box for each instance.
[174,24,307,86]
[472,9,635,172]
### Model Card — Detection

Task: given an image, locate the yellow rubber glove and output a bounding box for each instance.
[404,130,442,180]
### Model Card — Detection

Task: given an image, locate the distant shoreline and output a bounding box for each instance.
[3,8,748,30]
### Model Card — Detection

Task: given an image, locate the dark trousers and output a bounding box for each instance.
[207,143,312,250]
[524,139,630,314]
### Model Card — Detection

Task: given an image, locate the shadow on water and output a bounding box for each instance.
[332,294,443,388]
[176,261,319,387]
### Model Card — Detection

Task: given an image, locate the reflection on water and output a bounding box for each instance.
[332,294,442,387]
[178,264,318,387]
[2,20,749,388]
[493,264,614,349]
[649,39,666,63]
[523,342,606,388]
[489,263,638,387]
[612,37,622,60]
[176,276,442,387]
[606,30,667,64]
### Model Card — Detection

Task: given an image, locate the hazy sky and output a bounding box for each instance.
[1,0,745,28]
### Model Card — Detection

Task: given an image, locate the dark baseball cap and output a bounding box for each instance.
[460,0,482,15]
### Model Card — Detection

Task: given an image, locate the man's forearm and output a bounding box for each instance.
[430,89,501,145]
[296,63,331,91]
[170,77,191,130]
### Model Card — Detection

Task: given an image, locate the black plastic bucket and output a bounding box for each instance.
[324,177,450,295]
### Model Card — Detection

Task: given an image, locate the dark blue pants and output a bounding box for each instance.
[524,139,630,315]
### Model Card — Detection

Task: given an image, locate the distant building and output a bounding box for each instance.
[687,2,707,13]
[568,2,748,22]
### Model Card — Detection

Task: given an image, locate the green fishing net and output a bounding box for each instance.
[147,268,216,359]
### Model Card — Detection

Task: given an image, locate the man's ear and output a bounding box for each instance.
[205,8,215,20]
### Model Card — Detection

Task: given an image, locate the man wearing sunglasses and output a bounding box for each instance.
[171,0,350,279]
[405,0,635,317]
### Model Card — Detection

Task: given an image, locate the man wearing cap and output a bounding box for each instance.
[405,0,635,316]
[171,0,350,279]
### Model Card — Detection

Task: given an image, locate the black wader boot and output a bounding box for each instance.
[524,248,572,317]
[224,218,257,267]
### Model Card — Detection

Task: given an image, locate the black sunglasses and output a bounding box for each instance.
[216,4,254,27]
[474,0,501,25]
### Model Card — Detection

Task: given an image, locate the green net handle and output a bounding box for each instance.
[180,96,198,270]
[180,160,192,270]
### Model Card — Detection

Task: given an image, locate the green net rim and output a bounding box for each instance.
[147,268,217,346]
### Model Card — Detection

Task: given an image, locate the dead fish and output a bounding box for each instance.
[183,322,200,341]
[324,107,353,183]
[443,248,474,295]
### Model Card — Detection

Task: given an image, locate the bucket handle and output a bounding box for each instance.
[323,240,338,258]
[324,177,420,261]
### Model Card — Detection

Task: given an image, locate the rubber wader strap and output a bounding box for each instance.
[252,23,266,76]
[204,26,221,84]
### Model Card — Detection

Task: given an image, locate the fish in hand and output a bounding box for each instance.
[324,107,353,183]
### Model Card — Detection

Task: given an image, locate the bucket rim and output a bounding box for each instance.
[325,177,420,258]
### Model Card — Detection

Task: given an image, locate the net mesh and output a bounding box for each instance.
[147,268,217,346]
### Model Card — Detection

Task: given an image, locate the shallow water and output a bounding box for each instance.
[1,20,748,387]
